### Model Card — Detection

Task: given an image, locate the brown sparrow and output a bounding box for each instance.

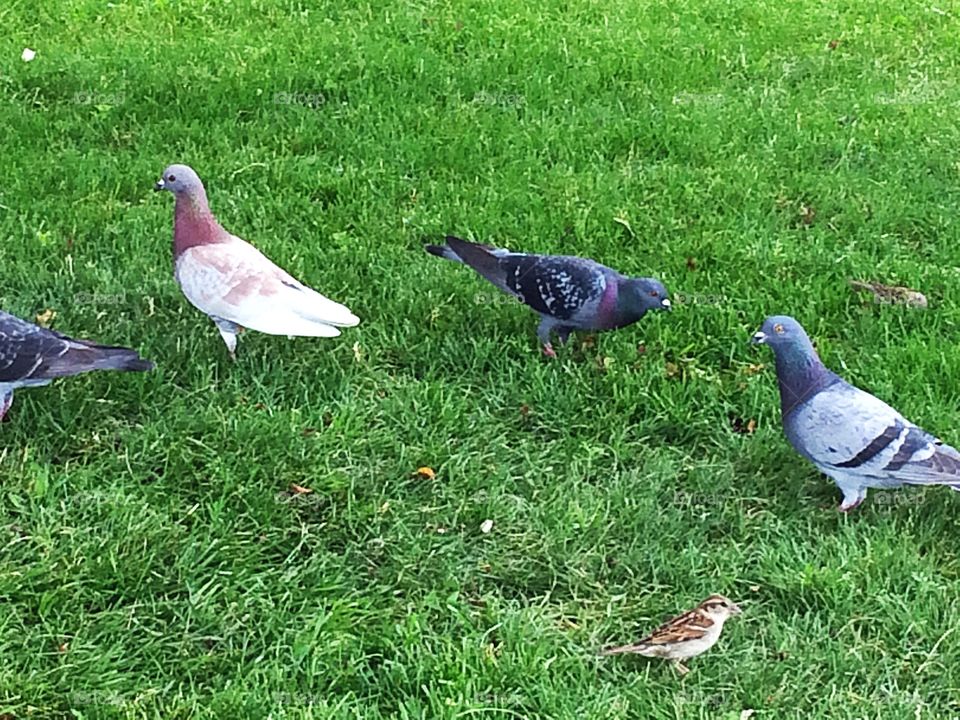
[600,594,742,674]
[849,279,927,308]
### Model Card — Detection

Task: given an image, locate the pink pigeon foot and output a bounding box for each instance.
[839,496,865,512]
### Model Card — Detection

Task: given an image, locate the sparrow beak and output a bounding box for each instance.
[730,603,743,615]
[750,331,767,345]
[154,178,165,192]
[660,298,672,311]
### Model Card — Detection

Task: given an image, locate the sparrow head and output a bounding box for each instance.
[624,277,671,314]
[698,594,742,621]
[155,163,205,197]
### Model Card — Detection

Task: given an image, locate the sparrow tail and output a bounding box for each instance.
[598,643,649,656]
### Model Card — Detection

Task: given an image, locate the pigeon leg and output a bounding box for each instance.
[0,390,13,421]
[211,316,241,361]
[556,326,574,345]
[537,316,561,358]
[672,660,691,676]
[836,479,867,512]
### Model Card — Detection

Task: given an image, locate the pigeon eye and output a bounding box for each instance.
[773,323,785,334]
[648,290,659,297]
[168,174,176,182]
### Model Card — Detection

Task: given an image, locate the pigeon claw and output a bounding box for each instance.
[838,497,865,513]
[542,343,557,359]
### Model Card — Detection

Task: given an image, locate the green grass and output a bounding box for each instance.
[2,0,960,717]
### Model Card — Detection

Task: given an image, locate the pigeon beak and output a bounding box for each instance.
[750,331,767,345]
[660,298,672,311]
[154,179,165,192]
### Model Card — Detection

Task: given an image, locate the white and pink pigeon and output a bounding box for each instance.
[155,164,359,359]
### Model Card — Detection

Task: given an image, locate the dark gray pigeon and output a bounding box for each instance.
[426,236,671,356]
[752,315,960,511]
[0,310,154,421]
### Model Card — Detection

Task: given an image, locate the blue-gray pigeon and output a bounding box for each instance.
[0,310,153,421]
[426,235,671,356]
[155,164,359,359]
[752,315,960,511]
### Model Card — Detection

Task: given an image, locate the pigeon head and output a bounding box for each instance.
[752,315,836,416]
[156,164,223,255]
[622,277,671,316]
[155,164,205,198]
[750,315,814,353]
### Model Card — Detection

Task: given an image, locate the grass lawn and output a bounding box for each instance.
[3,0,960,717]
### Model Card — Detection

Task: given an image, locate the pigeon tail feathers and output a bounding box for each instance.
[425,243,459,261]
[425,238,507,264]
[444,236,504,286]
[293,291,360,328]
[44,343,154,377]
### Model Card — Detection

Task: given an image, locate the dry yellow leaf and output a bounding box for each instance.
[35,309,56,327]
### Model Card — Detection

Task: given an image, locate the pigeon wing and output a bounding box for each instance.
[176,239,360,337]
[497,255,607,320]
[788,382,960,486]
[0,311,152,382]
[0,312,62,382]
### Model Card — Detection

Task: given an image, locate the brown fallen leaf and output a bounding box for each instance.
[686,256,698,271]
[637,343,647,355]
[827,39,841,50]
[35,308,56,327]
[799,204,816,225]
[290,484,313,495]
[849,279,928,308]
[415,466,436,480]
[730,415,757,434]
[519,404,530,418]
